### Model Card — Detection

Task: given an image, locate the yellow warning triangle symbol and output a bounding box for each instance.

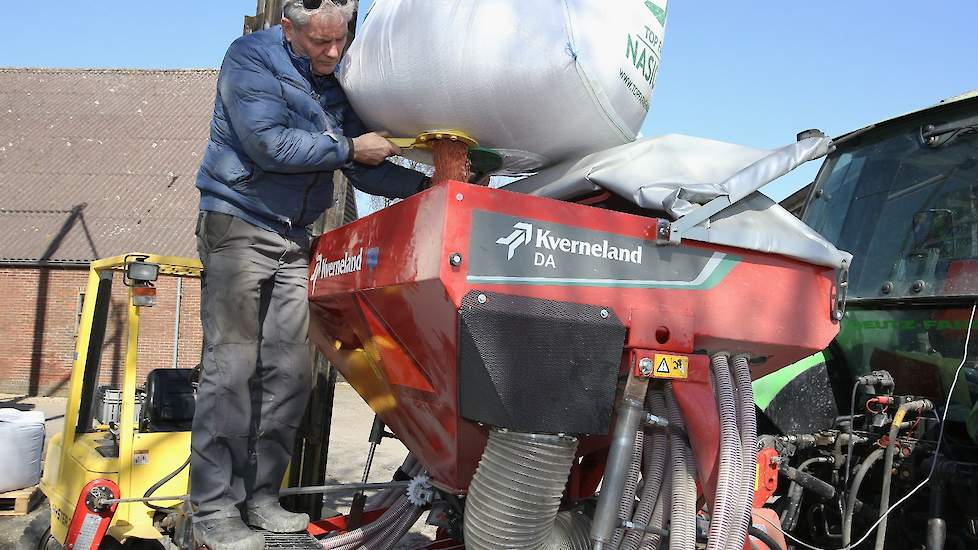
[656,358,671,373]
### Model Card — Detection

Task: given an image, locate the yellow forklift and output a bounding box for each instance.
[24,252,349,550]
[26,253,202,549]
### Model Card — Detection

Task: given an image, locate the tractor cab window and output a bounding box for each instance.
[805,109,978,300]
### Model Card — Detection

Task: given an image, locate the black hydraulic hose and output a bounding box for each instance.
[144,455,191,512]
[748,525,785,550]
[842,447,885,546]
[779,463,835,501]
[779,457,831,532]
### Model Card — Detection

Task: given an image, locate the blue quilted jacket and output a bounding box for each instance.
[196,26,424,236]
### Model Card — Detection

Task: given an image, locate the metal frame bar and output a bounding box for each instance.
[99,481,410,505]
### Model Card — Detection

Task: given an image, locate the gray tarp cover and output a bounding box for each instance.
[503,134,852,269]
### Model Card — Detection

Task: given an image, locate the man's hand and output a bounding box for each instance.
[351,131,401,166]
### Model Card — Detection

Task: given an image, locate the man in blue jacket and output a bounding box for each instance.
[191,1,426,548]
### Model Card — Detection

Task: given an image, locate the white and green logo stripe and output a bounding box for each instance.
[467,251,738,290]
[468,210,740,290]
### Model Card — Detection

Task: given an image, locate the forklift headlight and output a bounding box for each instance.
[127,261,159,283]
[132,285,157,307]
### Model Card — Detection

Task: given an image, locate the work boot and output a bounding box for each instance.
[246,502,310,533]
[193,517,264,550]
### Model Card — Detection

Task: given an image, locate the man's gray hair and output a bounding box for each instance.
[283,0,358,27]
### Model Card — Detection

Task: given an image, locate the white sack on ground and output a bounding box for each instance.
[340,0,669,173]
[0,408,45,425]
[0,408,45,493]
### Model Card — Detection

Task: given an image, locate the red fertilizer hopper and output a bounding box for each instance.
[307,133,850,549]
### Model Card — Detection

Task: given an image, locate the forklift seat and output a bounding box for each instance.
[141,368,196,432]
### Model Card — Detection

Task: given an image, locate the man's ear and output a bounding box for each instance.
[281,17,295,41]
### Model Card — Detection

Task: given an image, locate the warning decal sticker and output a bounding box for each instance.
[651,354,688,380]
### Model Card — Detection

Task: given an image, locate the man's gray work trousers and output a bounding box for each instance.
[191,211,313,521]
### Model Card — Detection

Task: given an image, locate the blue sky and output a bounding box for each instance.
[3,1,975,200]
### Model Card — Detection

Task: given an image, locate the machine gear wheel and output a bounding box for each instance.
[406,473,434,507]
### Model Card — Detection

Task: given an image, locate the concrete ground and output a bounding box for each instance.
[0,384,436,548]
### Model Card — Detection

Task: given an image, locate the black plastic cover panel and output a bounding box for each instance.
[458,291,626,435]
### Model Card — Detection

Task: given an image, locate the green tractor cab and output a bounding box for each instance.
[756,91,978,549]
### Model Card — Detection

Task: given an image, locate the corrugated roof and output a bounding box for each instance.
[0,68,217,263]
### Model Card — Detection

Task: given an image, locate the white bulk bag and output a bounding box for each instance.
[340,0,668,173]
[0,408,45,493]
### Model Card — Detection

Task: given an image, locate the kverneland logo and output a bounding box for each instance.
[310,248,362,292]
[495,222,533,260]
[495,222,643,266]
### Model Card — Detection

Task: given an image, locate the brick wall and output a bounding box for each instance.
[0,266,203,396]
